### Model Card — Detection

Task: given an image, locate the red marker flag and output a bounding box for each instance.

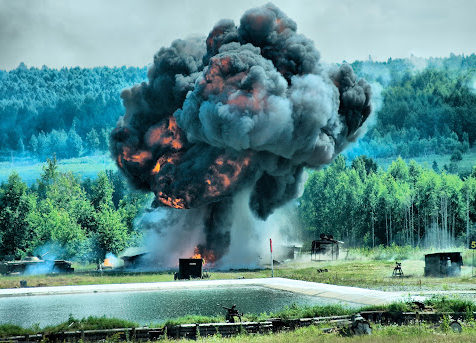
[270,238,273,253]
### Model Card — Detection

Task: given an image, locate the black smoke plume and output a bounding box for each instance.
[110,3,371,263]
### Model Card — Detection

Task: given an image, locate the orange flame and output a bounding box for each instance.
[151,154,181,175]
[147,117,184,150]
[157,191,187,209]
[152,161,161,173]
[103,258,112,267]
[191,246,216,266]
[129,151,152,164]
[206,155,251,197]
[117,147,152,167]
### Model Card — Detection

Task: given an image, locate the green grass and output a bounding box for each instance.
[374,148,476,175]
[275,260,475,292]
[0,324,34,337]
[2,149,473,186]
[3,319,476,342]
[428,296,476,313]
[42,315,138,333]
[1,248,474,291]
[264,303,355,320]
[184,324,476,343]
[0,316,138,337]
[0,154,116,184]
[164,315,225,327]
[1,299,474,338]
[0,268,271,289]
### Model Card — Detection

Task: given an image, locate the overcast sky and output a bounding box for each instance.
[0,0,475,70]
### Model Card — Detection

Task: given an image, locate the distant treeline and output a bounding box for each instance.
[0,157,150,261]
[299,155,476,248]
[350,54,476,160]
[0,64,146,158]
[0,54,474,161]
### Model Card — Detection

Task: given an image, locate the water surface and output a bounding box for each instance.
[0,286,356,327]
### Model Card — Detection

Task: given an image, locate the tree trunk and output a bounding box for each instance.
[385,211,389,246]
[372,209,375,248]
[389,211,392,244]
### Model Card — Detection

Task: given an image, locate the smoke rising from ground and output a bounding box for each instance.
[110,3,371,265]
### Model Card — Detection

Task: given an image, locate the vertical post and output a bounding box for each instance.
[270,238,274,278]
[471,249,474,277]
[467,192,470,249]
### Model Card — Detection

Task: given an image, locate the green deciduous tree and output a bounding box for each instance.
[0,173,36,258]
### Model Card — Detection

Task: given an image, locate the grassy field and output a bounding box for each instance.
[1,248,474,291]
[178,324,476,343]
[373,148,476,175]
[0,269,269,289]
[2,321,475,342]
[273,247,476,291]
[0,154,116,184]
[1,148,473,186]
[1,298,475,339]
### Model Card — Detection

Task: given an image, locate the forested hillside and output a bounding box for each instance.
[0,64,146,158]
[0,55,474,165]
[1,55,475,257]
[349,54,476,161]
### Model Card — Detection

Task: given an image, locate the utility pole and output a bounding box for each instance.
[270,238,274,278]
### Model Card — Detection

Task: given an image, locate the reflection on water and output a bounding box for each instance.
[0,286,356,327]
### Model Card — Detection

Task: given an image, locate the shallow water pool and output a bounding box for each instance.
[0,286,358,327]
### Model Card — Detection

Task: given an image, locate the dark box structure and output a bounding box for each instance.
[311,234,343,261]
[178,258,203,279]
[424,252,463,277]
[274,245,302,261]
[0,257,74,275]
[121,252,148,269]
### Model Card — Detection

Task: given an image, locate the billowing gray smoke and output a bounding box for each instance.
[110,3,371,263]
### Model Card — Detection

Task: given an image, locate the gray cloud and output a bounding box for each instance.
[0,0,475,70]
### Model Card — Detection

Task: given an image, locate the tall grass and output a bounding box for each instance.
[428,296,476,313]
[348,244,423,261]
[0,324,34,337]
[42,315,138,334]
[347,245,474,265]
[2,298,473,338]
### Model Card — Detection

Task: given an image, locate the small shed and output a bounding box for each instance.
[311,234,343,261]
[424,252,463,277]
[119,247,150,269]
[121,252,148,269]
[177,258,203,279]
[274,244,303,261]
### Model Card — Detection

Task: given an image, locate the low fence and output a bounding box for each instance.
[1,311,474,342]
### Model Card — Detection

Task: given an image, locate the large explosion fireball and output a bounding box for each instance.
[110,3,371,264]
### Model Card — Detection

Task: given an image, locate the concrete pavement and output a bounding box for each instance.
[0,277,404,305]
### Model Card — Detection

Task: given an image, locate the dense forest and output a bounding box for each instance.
[0,64,146,158]
[1,154,474,261]
[0,54,475,259]
[299,155,476,248]
[0,157,149,261]
[0,54,475,162]
[347,54,476,161]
